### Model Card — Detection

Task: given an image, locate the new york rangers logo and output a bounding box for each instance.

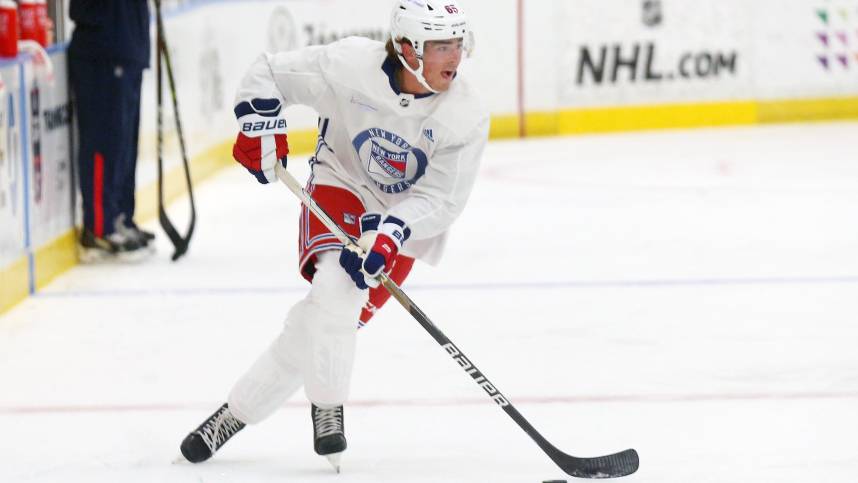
[352,128,428,194]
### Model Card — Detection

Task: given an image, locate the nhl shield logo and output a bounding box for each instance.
[352,128,428,194]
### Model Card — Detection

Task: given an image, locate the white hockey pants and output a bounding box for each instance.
[228,251,367,424]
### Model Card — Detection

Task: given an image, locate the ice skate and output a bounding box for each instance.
[179,403,246,463]
[78,214,155,263]
[115,213,156,246]
[311,404,347,473]
[78,228,152,263]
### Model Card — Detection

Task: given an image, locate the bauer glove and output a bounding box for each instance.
[232,98,289,184]
[339,213,410,290]
[340,213,382,290]
[363,215,410,278]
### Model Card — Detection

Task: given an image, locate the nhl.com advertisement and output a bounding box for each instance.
[574,42,739,85]
[558,0,748,106]
[576,0,738,86]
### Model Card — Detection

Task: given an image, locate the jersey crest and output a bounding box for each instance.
[352,128,428,194]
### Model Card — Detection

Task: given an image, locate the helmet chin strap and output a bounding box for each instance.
[396,53,438,94]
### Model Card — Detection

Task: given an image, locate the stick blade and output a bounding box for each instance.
[558,448,639,479]
[158,208,193,261]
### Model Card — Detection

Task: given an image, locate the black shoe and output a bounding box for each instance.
[180,403,246,463]
[78,228,152,263]
[312,404,346,471]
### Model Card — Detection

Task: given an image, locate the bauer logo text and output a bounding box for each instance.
[442,343,509,407]
[242,119,287,133]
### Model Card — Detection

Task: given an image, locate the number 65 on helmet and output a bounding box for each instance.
[389,0,474,91]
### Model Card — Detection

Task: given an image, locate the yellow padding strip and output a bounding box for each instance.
[488,114,521,139]
[553,100,758,135]
[512,96,858,138]
[0,256,30,314]
[287,129,321,156]
[33,229,78,291]
[758,96,858,123]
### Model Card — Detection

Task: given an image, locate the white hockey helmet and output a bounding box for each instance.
[389,0,472,93]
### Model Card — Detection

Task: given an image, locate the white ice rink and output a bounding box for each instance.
[2,122,858,482]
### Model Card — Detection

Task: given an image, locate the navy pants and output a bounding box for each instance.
[69,57,143,237]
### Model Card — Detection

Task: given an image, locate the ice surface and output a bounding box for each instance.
[2,122,858,482]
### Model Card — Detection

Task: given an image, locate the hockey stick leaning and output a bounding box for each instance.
[274,164,639,479]
[154,0,197,261]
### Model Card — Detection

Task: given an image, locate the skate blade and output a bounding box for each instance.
[78,245,155,264]
[117,245,156,263]
[77,247,114,264]
[325,452,342,474]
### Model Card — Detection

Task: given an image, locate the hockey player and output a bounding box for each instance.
[179,0,488,471]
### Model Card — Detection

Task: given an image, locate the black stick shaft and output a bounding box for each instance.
[155,0,163,208]
[157,16,194,207]
[153,0,196,261]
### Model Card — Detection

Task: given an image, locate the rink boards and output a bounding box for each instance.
[0,48,73,314]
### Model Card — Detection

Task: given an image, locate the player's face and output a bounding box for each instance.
[422,38,464,91]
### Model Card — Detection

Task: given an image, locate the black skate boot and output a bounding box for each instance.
[115,213,156,246]
[180,403,246,463]
[311,404,347,472]
[78,227,152,263]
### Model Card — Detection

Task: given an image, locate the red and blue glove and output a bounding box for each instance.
[232,98,289,184]
[339,213,411,290]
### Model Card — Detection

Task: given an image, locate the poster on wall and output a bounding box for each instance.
[23,51,73,249]
[0,62,24,269]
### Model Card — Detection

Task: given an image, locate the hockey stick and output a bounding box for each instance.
[154,0,196,261]
[274,163,639,479]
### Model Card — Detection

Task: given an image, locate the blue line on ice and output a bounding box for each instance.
[35,275,858,298]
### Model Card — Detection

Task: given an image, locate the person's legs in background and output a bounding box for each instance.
[114,63,154,245]
[70,57,149,261]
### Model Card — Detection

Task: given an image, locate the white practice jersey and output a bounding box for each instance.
[235,37,490,265]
